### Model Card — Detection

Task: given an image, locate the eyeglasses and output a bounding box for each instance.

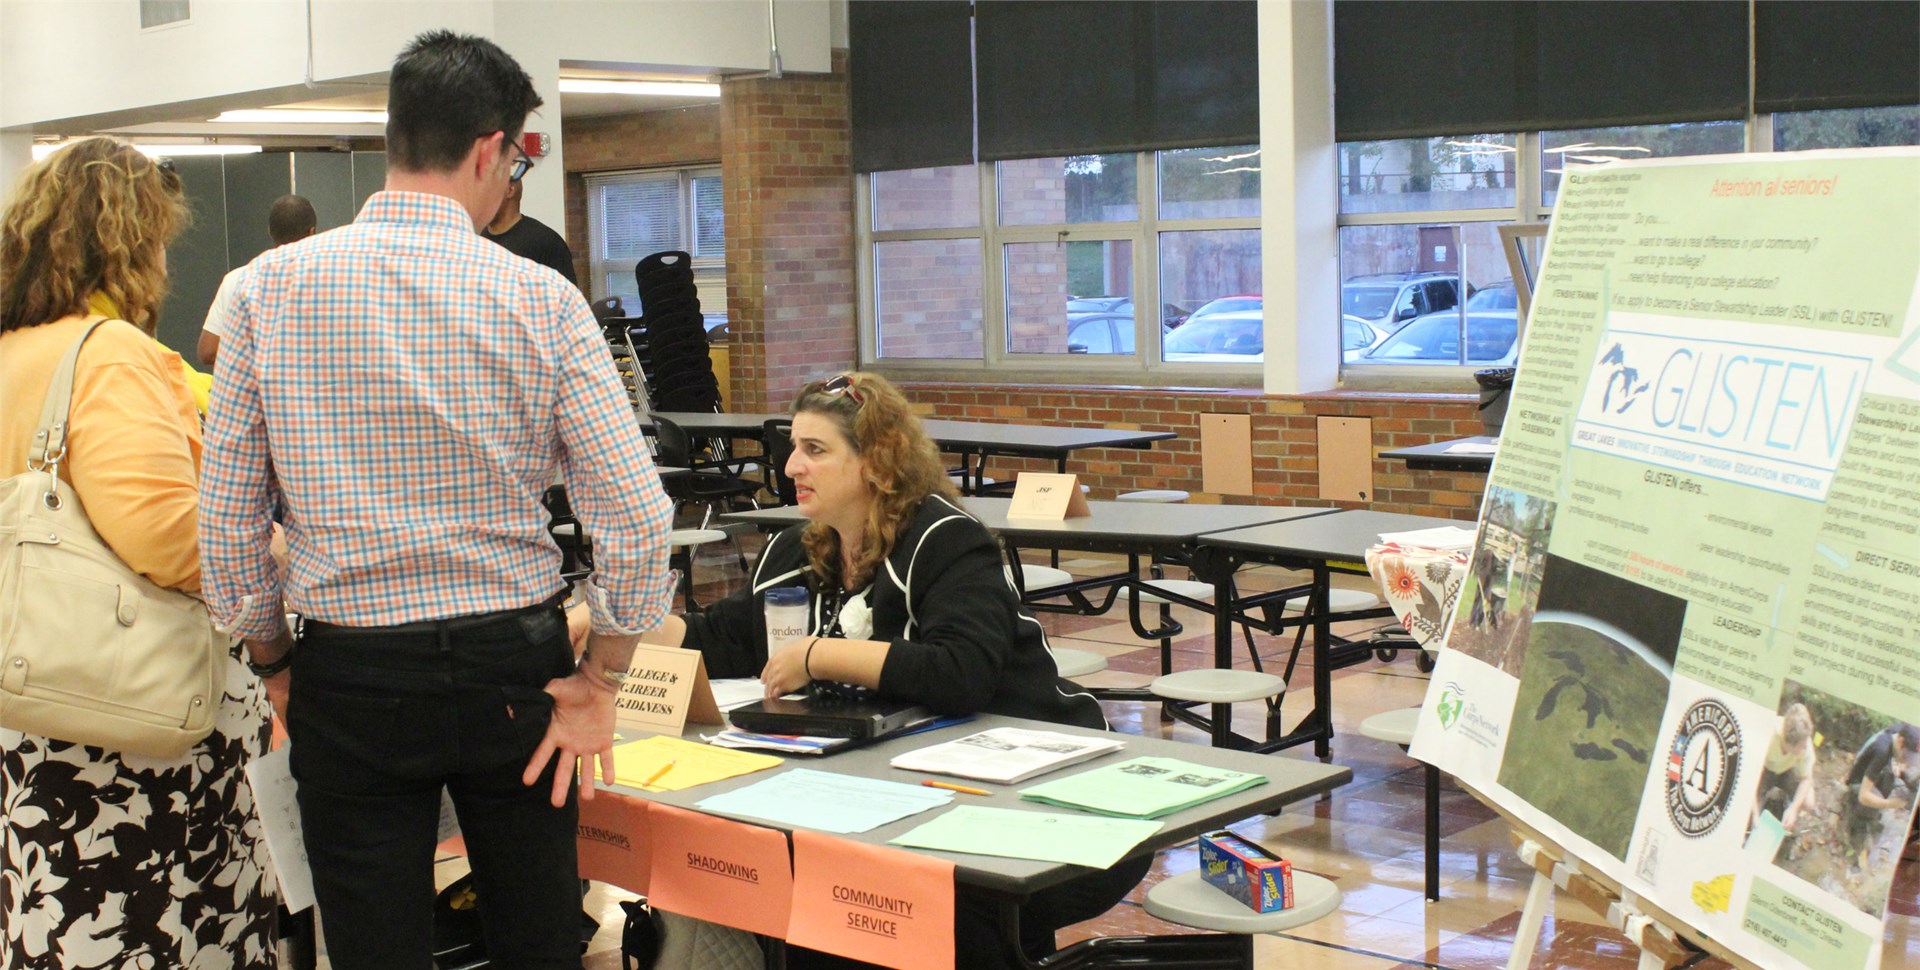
[821,374,863,406]
[506,137,533,183]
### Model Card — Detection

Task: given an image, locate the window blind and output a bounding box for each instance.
[850,1,976,173]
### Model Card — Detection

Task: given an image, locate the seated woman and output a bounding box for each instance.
[640,371,1147,968]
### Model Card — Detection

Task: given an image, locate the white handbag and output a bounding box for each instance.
[0,321,226,757]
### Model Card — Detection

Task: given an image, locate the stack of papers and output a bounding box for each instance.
[708,678,770,712]
[1019,756,1268,819]
[610,735,782,791]
[1443,441,1499,455]
[696,769,953,834]
[707,729,854,756]
[889,806,1162,869]
[889,727,1124,784]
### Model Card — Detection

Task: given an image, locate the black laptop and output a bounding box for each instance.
[728,690,934,741]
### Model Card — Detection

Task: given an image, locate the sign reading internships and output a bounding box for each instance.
[615,644,722,735]
[644,803,794,938]
[1410,148,1920,970]
[575,791,652,896]
[787,830,956,970]
[1006,472,1090,519]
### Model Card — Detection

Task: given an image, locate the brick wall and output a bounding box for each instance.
[719,52,858,412]
[895,383,1490,520]
[561,105,723,290]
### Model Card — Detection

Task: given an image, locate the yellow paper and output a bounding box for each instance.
[611,735,782,792]
[1691,874,1733,914]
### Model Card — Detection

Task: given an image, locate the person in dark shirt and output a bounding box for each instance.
[481,177,577,285]
[1844,722,1915,866]
[631,371,1143,969]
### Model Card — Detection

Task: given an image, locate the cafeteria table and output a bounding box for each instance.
[646,412,1175,495]
[1194,510,1464,758]
[607,712,1351,968]
[1378,435,1498,473]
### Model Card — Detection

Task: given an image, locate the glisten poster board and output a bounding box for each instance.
[1410,147,1919,970]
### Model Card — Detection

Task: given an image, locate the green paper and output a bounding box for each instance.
[888,806,1163,869]
[1018,756,1267,819]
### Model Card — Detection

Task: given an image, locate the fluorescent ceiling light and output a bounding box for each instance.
[33,142,264,160]
[558,78,721,97]
[211,109,388,124]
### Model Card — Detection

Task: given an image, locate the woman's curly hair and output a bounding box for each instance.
[794,372,958,592]
[0,137,189,335]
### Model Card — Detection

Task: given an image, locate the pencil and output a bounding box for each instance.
[922,780,991,796]
[642,761,676,788]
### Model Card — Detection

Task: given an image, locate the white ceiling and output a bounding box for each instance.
[89,76,719,144]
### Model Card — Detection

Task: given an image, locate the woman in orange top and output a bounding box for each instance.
[0,137,275,968]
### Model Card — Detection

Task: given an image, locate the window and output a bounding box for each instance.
[861,145,1259,375]
[585,166,727,329]
[1339,121,1751,377]
[1772,104,1920,151]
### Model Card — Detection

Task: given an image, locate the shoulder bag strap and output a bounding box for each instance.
[27,317,114,475]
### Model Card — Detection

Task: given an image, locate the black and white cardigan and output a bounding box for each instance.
[681,495,1104,728]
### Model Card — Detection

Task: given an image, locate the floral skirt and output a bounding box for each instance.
[0,651,277,969]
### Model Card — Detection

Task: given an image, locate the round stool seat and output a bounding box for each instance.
[1280,587,1382,614]
[1145,868,1340,933]
[1006,564,1074,591]
[1117,489,1190,503]
[1116,579,1216,606]
[1359,707,1421,747]
[1149,668,1285,703]
[669,529,728,549]
[1049,647,1109,679]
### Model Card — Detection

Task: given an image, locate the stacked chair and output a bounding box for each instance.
[633,251,723,413]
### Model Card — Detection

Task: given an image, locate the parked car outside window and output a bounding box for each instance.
[1359,280,1518,366]
[1341,272,1468,333]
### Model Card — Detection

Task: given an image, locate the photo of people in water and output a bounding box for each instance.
[1497,554,1685,861]
[1447,485,1556,677]
[1748,681,1920,918]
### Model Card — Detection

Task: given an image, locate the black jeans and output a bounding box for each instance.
[288,601,580,970]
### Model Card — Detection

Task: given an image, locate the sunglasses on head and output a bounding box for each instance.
[821,374,863,406]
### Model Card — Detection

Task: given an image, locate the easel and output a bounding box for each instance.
[1452,781,1766,970]
[1506,833,1690,970]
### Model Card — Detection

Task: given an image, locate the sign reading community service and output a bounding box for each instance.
[1411,147,1920,970]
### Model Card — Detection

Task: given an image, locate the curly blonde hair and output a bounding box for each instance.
[795,372,959,592]
[0,137,189,335]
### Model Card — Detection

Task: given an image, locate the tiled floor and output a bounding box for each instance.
[424,543,1920,970]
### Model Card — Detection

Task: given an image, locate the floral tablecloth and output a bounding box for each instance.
[1365,541,1471,648]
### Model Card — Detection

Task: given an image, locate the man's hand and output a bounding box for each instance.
[263,670,291,724]
[522,669,619,807]
[565,603,592,656]
[244,623,297,723]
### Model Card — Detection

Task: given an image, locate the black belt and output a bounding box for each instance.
[301,589,569,638]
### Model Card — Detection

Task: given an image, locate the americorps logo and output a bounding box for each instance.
[1664,698,1743,838]
[1573,314,1873,500]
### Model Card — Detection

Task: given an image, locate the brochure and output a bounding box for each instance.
[889,727,1124,784]
[1018,756,1267,819]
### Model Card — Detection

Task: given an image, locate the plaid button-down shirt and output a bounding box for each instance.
[200,191,673,640]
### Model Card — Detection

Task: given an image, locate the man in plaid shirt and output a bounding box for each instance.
[199,31,673,969]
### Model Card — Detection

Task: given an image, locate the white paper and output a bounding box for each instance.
[889,727,1124,784]
[244,747,316,913]
[708,678,768,712]
[1376,526,1478,550]
[1442,442,1500,455]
